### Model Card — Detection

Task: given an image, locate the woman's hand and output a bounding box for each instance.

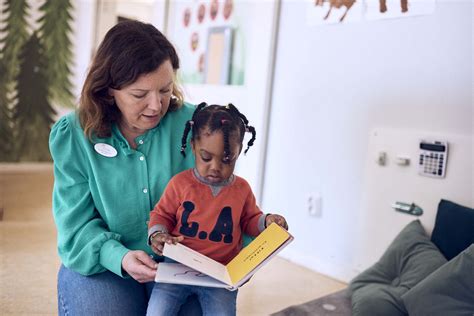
[265,214,288,230]
[121,250,158,283]
[150,233,184,256]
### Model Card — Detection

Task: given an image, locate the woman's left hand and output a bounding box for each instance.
[265,214,288,230]
[122,250,158,283]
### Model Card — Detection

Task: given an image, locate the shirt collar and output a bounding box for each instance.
[111,123,160,156]
[192,168,234,187]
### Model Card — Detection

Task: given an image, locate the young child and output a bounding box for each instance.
[146,102,288,316]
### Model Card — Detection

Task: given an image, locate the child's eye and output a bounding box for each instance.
[222,157,235,164]
[201,157,211,162]
[160,89,171,94]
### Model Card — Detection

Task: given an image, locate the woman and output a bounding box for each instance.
[49,20,201,315]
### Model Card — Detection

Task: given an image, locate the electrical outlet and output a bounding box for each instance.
[307,193,322,217]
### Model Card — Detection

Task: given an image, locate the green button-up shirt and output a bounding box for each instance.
[49,104,195,277]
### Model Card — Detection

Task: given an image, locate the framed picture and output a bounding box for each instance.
[204,27,233,85]
[166,0,244,85]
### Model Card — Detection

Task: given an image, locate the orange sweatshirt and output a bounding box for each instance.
[148,169,265,264]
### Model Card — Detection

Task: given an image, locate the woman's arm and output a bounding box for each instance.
[50,115,129,277]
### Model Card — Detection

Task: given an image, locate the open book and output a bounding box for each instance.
[155,223,294,291]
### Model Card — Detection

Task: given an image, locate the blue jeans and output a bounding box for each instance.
[147,283,237,316]
[58,265,202,316]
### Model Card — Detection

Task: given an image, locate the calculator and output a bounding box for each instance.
[418,140,448,178]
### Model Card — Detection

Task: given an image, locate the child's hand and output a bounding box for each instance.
[265,214,288,230]
[150,233,184,256]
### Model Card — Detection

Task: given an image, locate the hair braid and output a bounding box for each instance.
[244,126,256,154]
[221,120,232,163]
[180,120,193,157]
[227,103,256,154]
[194,102,208,114]
[228,103,248,126]
[180,102,208,157]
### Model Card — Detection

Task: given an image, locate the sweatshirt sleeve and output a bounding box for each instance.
[240,180,266,237]
[148,176,181,237]
[49,115,129,277]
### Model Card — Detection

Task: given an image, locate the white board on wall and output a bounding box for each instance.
[355,127,473,270]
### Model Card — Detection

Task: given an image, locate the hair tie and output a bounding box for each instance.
[221,119,229,125]
[188,120,194,126]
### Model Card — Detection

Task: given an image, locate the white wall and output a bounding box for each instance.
[71,0,96,103]
[262,0,473,282]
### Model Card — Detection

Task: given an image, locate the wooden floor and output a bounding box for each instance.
[0,166,346,315]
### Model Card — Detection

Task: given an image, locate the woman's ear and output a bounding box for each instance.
[106,88,116,105]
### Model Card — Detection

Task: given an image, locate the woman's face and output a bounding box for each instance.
[109,59,174,136]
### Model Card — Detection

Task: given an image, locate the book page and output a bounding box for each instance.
[163,242,231,284]
[156,263,232,289]
[226,223,292,284]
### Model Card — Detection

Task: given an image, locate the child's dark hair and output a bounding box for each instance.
[180,102,256,162]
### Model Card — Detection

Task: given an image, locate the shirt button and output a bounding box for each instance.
[143,188,148,194]
[138,140,144,145]
[139,156,145,161]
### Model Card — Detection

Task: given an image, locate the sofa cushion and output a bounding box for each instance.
[349,220,447,316]
[431,199,474,260]
[402,244,474,316]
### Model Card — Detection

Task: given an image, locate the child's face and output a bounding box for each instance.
[191,129,242,184]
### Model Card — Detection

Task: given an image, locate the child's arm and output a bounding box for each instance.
[148,177,181,249]
[240,188,266,236]
[149,183,179,228]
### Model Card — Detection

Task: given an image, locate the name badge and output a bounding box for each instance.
[94,143,117,158]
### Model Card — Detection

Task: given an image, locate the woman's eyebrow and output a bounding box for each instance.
[158,81,174,90]
[130,81,173,92]
[130,88,148,92]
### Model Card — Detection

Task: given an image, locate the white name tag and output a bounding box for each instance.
[94,143,118,158]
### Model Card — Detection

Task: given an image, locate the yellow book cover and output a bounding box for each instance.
[226,223,293,284]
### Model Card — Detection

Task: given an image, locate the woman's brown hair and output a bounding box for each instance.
[79,20,184,139]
